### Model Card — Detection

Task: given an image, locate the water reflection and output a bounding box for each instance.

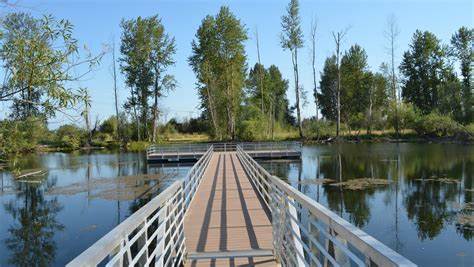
[0,151,189,266]
[4,182,63,266]
[261,143,473,266]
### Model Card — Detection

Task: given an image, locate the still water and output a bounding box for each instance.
[0,143,472,266]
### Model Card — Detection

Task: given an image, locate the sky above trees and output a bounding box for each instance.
[1,0,471,128]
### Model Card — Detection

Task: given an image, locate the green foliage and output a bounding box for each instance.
[189,6,248,140]
[99,116,118,136]
[127,141,150,152]
[120,14,176,141]
[387,102,418,131]
[414,112,462,137]
[317,56,338,121]
[400,30,456,115]
[0,118,48,155]
[246,63,293,134]
[55,124,85,150]
[303,119,336,139]
[0,12,102,119]
[450,27,473,123]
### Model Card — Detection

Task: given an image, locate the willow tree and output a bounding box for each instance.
[281,0,304,138]
[189,6,247,140]
[0,13,103,119]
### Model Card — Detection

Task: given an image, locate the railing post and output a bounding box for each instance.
[155,202,167,267]
[288,197,305,266]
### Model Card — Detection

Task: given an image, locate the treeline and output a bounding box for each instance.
[0,1,473,156]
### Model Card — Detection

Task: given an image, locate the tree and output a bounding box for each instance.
[189,7,248,140]
[148,16,176,143]
[111,39,121,142]
[310,16,318,119]
[0,13,103,119]
[317,56,338,121]
[120,15,175,142]
[332,29,348,136]
[281,0,304,138]
[450,27,473,123]
[246,63,291,138]
[79,88,92,146]
[120,17,153,141]
[385,14,401,134]
[400,30,446,114]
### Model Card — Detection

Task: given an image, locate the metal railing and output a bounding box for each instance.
[147,141,301,158]
[236,145,416,267]
[67,146,214,267]
[69,143,415,267]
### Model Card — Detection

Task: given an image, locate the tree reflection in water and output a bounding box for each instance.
[262,143,473,242]
[4,182,64,266]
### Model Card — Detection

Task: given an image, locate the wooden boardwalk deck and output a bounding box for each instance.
[184,152,277,267]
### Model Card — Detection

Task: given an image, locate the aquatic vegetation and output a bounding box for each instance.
[330,178,391,190]
[414,177,461,184]
[45,173,176,200]
[298,178,335,185]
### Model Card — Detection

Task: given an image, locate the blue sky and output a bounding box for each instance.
[1,0,473,128]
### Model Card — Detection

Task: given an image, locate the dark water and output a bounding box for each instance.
[261,143,473,267]
[0,144,472,266]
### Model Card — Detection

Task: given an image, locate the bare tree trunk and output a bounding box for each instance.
[332,30,347,138]
[367,85,373,135]
[311,17,318,120]
[152,71,159,143]
[206,84,219,139]
[112,40,121,143]
[386,15,400,136]
[292,48,303,138]
[255,27,265,116]
[130,87,140,141]
[84,94,91,146]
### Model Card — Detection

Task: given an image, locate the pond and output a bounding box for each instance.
[0,143,472,266]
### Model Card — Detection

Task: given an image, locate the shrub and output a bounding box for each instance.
[127,141,150,152]
[414,112,462,137]
[303,118,335,139]
[0,118,49,155]
[55,124,85,149]
[237,118,266,141]
[387,102,419,131]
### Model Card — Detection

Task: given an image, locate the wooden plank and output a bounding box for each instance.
[183,152,277,266]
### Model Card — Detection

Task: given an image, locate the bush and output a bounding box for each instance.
[414,112,462,137]
[303,118,336,139]
[127,141,150,152]
[55,124,85,149]
[0,118,49,155]
[237,118,267,141]
[387,102,419,131]
[99,116,118,136]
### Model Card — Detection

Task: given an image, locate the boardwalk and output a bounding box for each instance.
[184,152,277,266]
[67,143,416,267]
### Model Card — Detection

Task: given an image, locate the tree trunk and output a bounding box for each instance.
[152,72,159,143]
[292,49,303,138]
[112,41,121,143]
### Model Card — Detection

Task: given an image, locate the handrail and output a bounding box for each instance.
[67,146,214,267]
[236,145,416,267]
[69,144,415,267]
[147,141,301,158]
